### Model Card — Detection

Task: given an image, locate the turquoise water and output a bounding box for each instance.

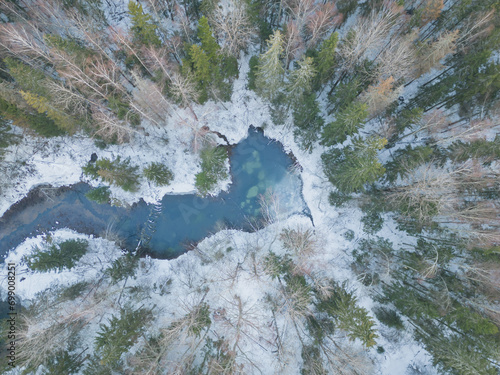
[0,128,307,259]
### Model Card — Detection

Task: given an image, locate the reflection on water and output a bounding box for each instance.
[0,128,308,259]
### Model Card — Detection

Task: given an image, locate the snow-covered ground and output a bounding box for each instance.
[0,47,440,375]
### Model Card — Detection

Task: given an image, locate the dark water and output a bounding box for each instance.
[0,128,307,259]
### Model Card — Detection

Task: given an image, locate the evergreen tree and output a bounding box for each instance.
[322,136,387,193]
[128,1,161,46]
[292,92,324,152]
[321,101,368,145]
[83,156,141,192]
[195,145,228,196]
[22,239,89,272]
[20,91,75,132]
[287,56,316,105]
[315,32,338,86]
[197,16,220,62]
[143,162,174,186]
[255,30,285,101]
[188,44,212,103]
[95,307,152,367]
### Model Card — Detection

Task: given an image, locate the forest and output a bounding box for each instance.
[0,0,499,374]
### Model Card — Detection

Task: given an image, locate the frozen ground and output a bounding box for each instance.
[0,31,438,375]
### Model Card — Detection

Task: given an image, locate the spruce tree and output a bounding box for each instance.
[197,16,220,63]
[322,136,387,193]
[255,30,285,101]
[321,101,368,145]
[316,32,338,86]
[287,56,316,105]
[128,1,161,46]
[188,44,212,103]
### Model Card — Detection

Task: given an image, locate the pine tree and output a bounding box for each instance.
[128,1,161,46]
[322,136,387,193]
[316,32,338,86]
[321,101,368,145]
[255,30,285,101]
[287,56,316,105]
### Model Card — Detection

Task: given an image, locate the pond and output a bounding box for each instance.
[0,127,308,259]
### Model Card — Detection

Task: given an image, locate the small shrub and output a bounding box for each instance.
[23,239,89,272]
[343,229,355,241]
[85,186,111,204]
[143,162,173,186]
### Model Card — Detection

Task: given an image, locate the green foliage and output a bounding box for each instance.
[187,44,212,103]
[82,354,113,375]
[44,35,93,61]
[58,281,89,301]
[361,210,383,234]
[128,1,161,46]
[374,307,404,330]
[198,338,237,374]
[328,79,364,113]
[0,94,64,137]
[187,302,211,337]
[20,90,76,132]
[292,93,324,152]
[195,146,228,196]
[22,239,89,272]
[0,118,20,153]
[197,16,220,62]
[448,307,499,336]
[263,251,294,279]
[255,30,285,101]
[384,145,434,183]
[95,307,152,367]
[105,252,139,283]
[108,95,139,125]
[316,281,378,347]
[447,135,500,165]
[247,55,259,90]
[328,190,352,207]
[143,162,174,186]
[392,107,424,136]
[335,0,358,20]
[85,186,111,204]
[321,102,368,146]
[84,156,140,192]
[41,350,83,375]
[82,160,100,179]
[322,136,387,194]
[4,58,49,97]
[301,344,326,375]
[315,32,338,86]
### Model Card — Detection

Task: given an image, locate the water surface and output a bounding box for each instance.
[0,128,307,259]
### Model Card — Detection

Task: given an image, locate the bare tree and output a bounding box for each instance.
[211,0,255,56]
